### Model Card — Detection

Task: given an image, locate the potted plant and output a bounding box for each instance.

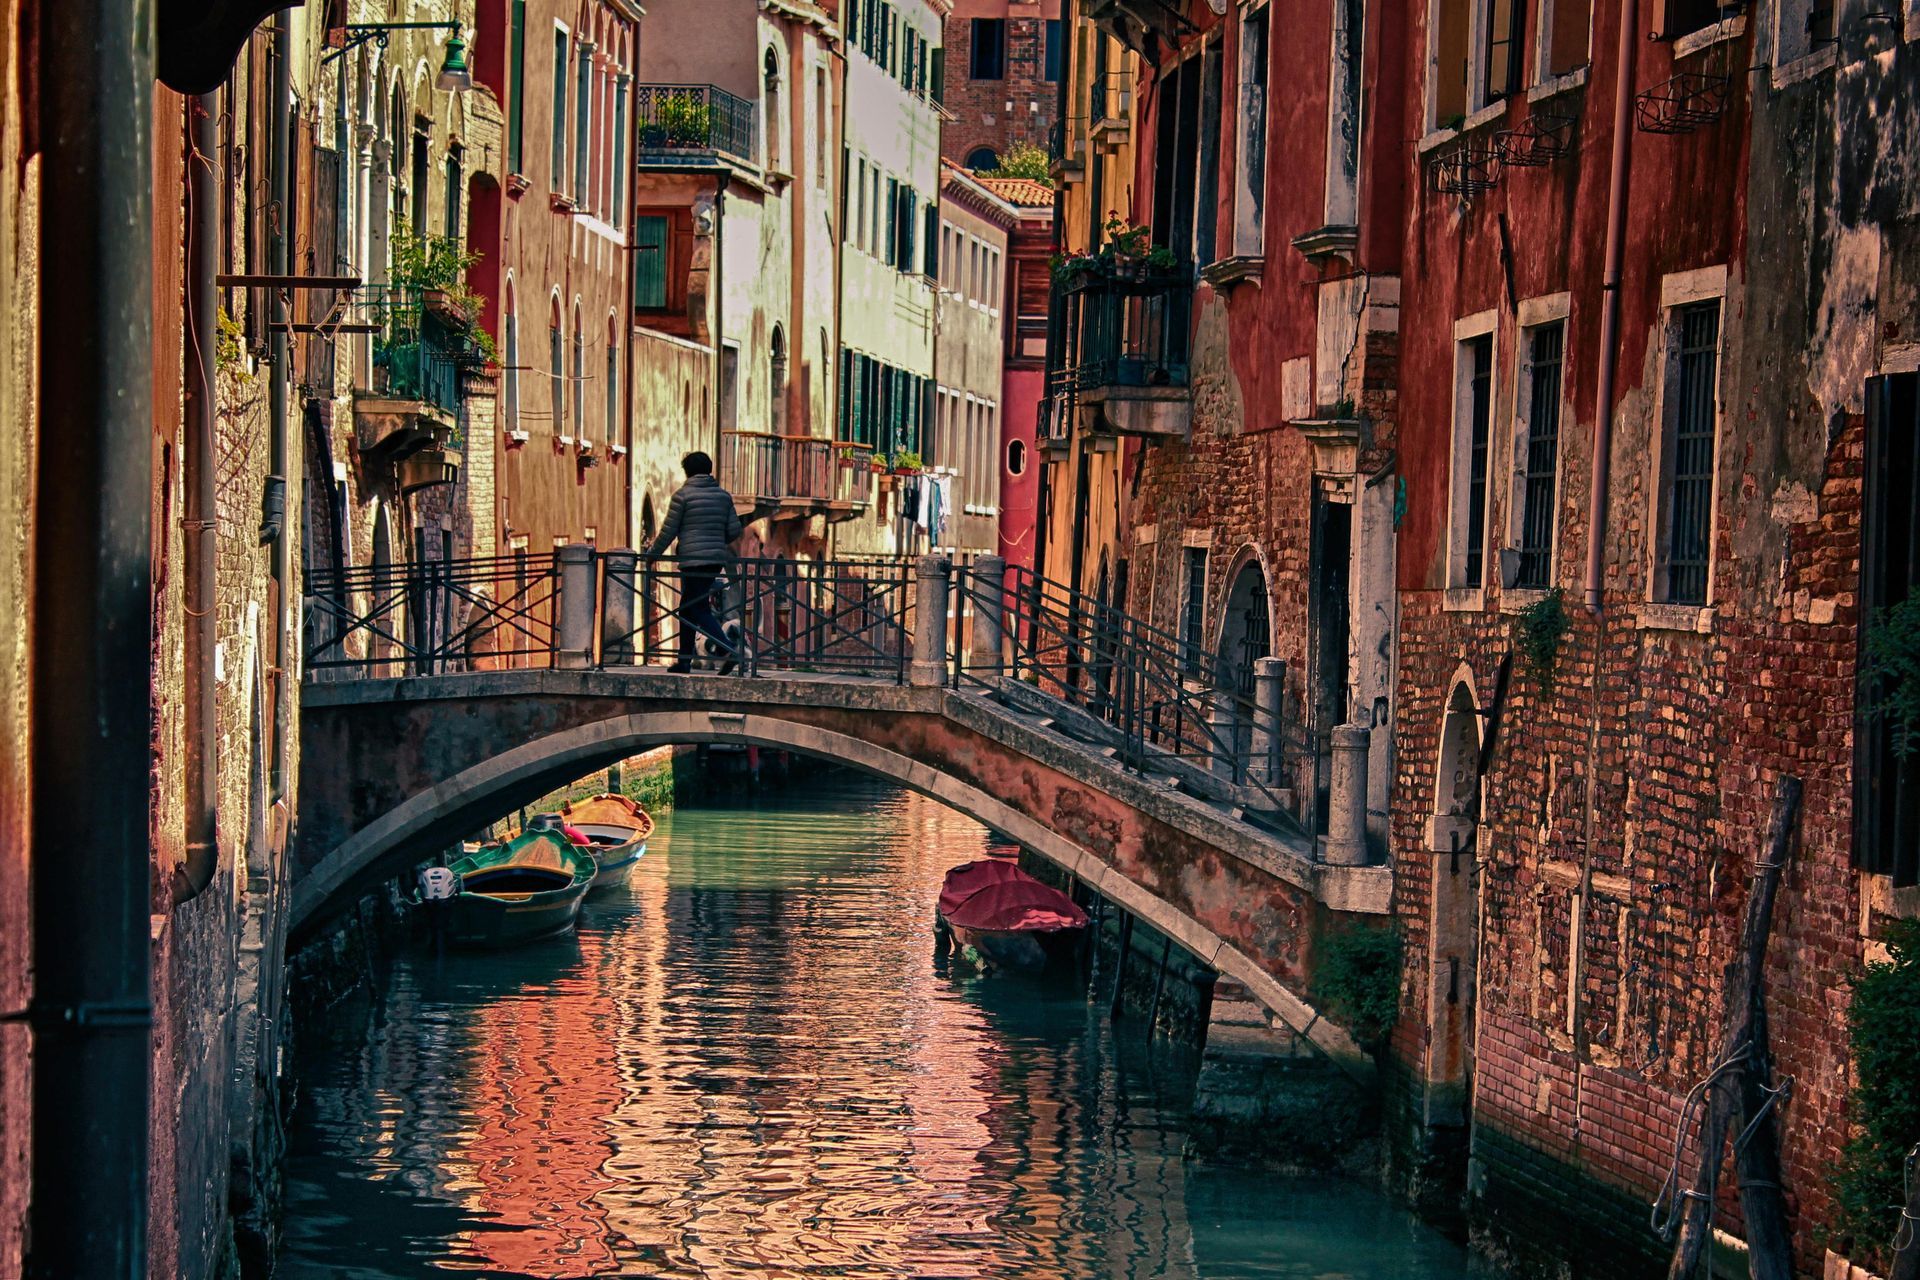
[890,449,923,476]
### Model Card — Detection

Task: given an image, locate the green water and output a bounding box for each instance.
[279,772,1475,1279]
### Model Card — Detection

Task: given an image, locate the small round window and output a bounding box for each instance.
[1006,438,1028,476]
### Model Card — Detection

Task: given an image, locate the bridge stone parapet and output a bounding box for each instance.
[296,668,1393,1077]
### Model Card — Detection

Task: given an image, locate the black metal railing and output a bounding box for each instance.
[361,285,478,429]
[943,563,1316,830]
[304,553,559,678]
[720,431,845,506]
[635,83,756,166]
[603,556,918,680]
[1053,265,1191,393]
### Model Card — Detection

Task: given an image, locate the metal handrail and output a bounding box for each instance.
[634,83,757,165]
[304,552,559,677]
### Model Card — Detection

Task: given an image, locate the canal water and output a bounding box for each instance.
[280,771,1474,1279]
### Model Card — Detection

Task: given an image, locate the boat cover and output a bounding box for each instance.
[938,860,1089,933]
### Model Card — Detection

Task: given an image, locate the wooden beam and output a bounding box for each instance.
[216,273,363,290]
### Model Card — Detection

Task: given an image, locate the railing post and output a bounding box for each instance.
[1324,722,1372,866]
[967,554,1007,680]
[600,548,637,667]
[1249,657,1286,784]
[554,543,597,669]
[910,554,951,688]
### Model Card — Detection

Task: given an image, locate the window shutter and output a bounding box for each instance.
[923,203,939,277]
[508,0,527,174]
[633,216,668,308]
[930,46,944,104]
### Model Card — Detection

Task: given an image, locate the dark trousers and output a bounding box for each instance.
[675,567,729,662]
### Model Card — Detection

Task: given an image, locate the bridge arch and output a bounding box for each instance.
[293,704,1369,1072]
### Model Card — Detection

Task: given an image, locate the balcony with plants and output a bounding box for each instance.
[1047,216,1192,439]
[355,227,493,486]
[635,84,757,170]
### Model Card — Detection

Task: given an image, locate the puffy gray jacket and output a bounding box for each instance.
[644,474,743,567]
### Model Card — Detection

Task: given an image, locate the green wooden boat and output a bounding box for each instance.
[437,830,595,948]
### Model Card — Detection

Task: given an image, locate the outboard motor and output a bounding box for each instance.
[418,866,459,901]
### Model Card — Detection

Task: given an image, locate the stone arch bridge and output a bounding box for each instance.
[296,551,1393,1075]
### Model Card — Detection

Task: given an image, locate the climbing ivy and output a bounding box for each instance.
[1310,925,1402,1050]
[1517,588,1573,696]
[1830,919,1920,1270]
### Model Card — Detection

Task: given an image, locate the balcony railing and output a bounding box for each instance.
[635,84,757,167]
[722,432,872,510]
[361,285,478,434]
[1053,264,1191,393]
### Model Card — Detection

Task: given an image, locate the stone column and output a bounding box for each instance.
[967,554,1007,679]
[1323,722,1372,865]
[1209,683,1238,779]
[1248,657,1286,784]
[910,554,951,687]
[599,548,638,667]
[554,543,597,669]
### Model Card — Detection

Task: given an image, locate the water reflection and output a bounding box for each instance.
[282,774,1473,1279]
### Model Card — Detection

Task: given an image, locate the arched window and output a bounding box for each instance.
[1006,437,1027,476]
[964,146,999,172]
[503,277,519,432]
[549,294,565,433]
[605,312,620,446]
[764,48,783,171]
[571,302,585,435]
[769,324,788,435]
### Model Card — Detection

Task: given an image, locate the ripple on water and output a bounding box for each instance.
[280,773,1474,1280]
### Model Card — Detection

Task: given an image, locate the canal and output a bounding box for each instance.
[280,771,1474,1279]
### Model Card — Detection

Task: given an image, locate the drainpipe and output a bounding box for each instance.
[712,171,730,458]
[176,92,222,905]
[786,17,807,454]
[27,0,153,1274]
[264,15,294,800]
[1583,0,1638,613]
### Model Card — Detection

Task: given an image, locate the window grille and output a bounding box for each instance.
[1664,301,1719,604]
[1517,322,1564,590]
[1463,334,1493,588]
[1859,373,1920,886]
[1182,547,1208,675]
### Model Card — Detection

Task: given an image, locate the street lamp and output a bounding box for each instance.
[323,22,473,94]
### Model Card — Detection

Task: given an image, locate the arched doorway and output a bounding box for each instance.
[1216,558,1271,777]
[1422,674,1483,1183]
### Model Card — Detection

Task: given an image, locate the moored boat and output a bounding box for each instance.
[437,830,595,947]
[936,859,1089,973]
[555,793,654,891]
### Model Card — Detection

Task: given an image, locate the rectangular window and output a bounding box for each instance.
[854,158,867,249]
[575,41,593,202]
[1450,331,1494,589]
[1858,373,1920,886]
[1235,6,1270,256]
[551,29,569,189]
[970,18,1007,79]
[1181,546,1208,675]
[1430,0,1470,126]
[550,320,566,431]
[1044,19,1064,80]
[1539,0,1593,78]
[1653,0,1744,40]
[444,143,463,240]
[839,346,854,439]
[1196,45,1223,265]
[1658,301,1721,605]
[931,45,945,104]
[508,0,527,174]
[572,327,585,433]
[720,342,740,430]
[1515,321,1564,590]
[923,203,939,277]
[633,216,668,308]
[816,67,830,182]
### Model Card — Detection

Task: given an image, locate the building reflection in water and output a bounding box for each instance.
[281,775,1470,1280]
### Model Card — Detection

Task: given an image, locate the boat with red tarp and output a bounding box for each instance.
[936,859,1089,973]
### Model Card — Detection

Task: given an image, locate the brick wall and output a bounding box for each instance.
[940,1,1059,169]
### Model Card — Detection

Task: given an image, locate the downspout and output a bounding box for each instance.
[1583,0,1638,613]
[786,17,807,448]
[176,92,221,905]
[264,15,294,801]
[27,0,153,1273]
[712,171,730,457]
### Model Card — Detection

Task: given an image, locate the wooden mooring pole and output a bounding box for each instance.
[1666,775,1802,1280]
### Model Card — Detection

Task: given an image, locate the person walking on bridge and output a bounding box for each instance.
[645,450,746,674]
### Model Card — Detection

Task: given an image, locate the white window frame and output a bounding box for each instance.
[1445,309,1499,609]
[1502,292,1571,607]
[1640,266,1727,629]
[1530,0,1594,89]
[551,21,572,193]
